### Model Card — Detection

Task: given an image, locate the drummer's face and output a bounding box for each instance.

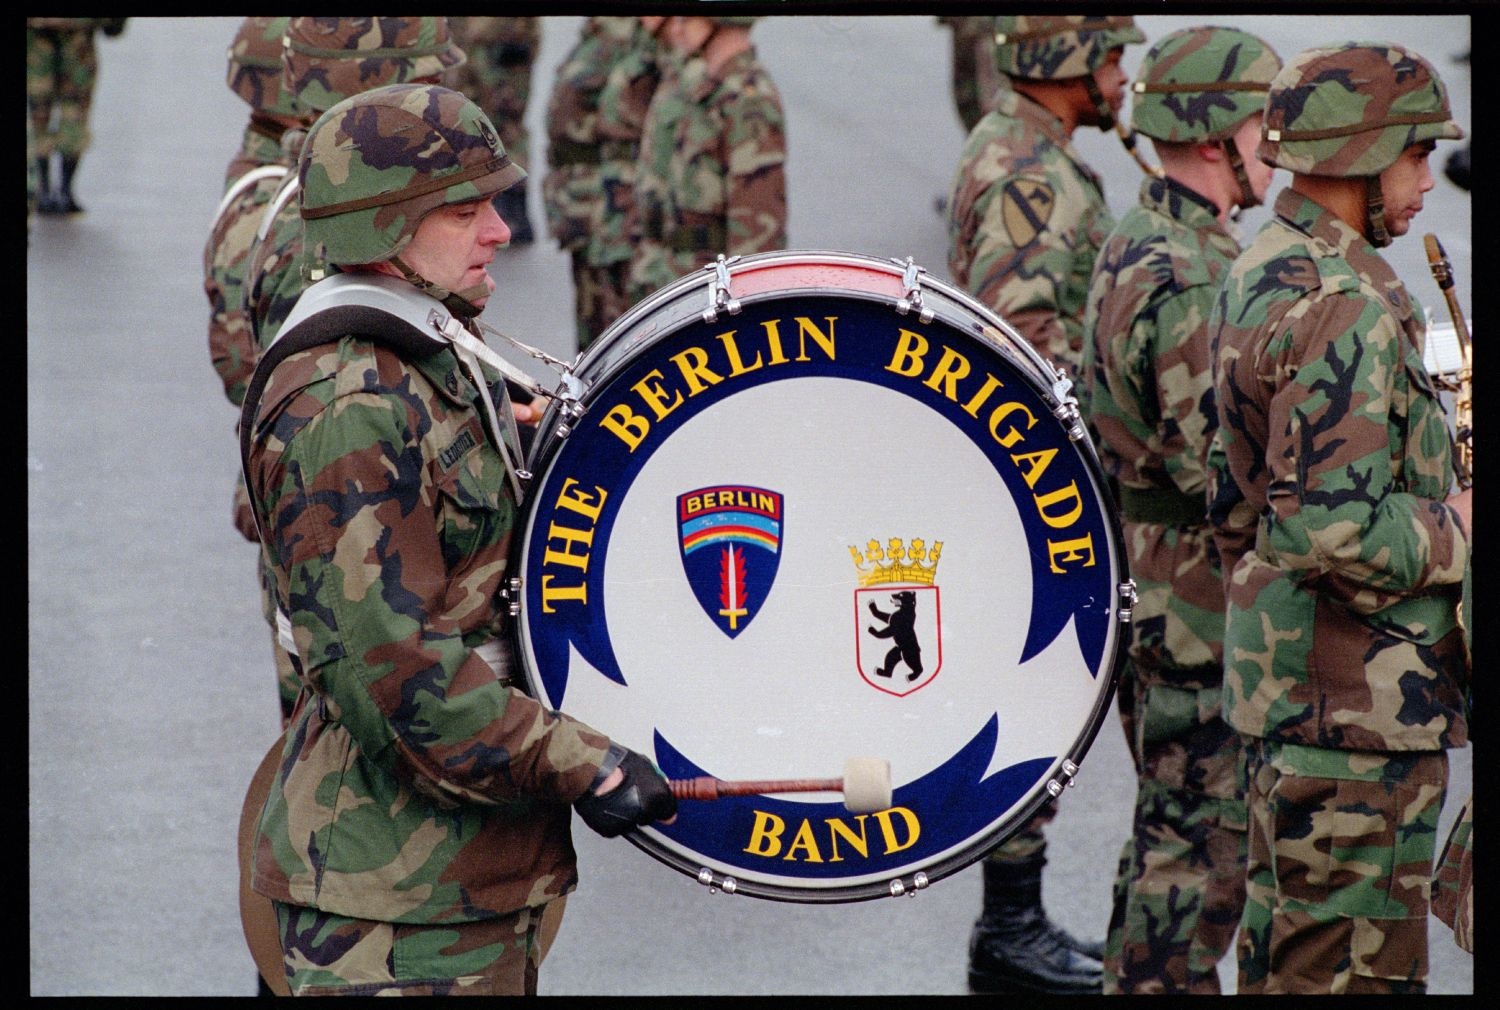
[401,196,510,306]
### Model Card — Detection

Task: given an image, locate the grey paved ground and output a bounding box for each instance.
[29,15,1471,996]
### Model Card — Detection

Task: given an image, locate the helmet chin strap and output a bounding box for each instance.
[1082,74,1116,130]
[389,254,490,320]
[1221,139,1260,217]
[1364,175,1392,247]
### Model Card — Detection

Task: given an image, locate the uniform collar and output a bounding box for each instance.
[1273,187,1413,323]
[1142,175,1224,232]
[995,81,1103,191]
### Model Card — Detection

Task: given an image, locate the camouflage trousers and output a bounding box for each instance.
[984,803,1055,865]
[1237,737,1448,994]
[569,252,631,353]
[1103,674,1246,994]
[27,26,98,158]
[1431,792,1473,953]
[272,900,545,996]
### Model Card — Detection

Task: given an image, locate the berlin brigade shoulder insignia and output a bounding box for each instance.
[678,485,784,637]
[1000,178,1055,248]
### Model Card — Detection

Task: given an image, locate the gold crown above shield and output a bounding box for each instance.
[849,537,943,587]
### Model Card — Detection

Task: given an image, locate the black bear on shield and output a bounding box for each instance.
[867,591,924,681]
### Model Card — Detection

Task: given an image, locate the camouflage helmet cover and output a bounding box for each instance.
[1260,41,1464,176]
[299,83,526,266]
[227,16,302,119]
[1130,26,1282,143]
[993,15,1145,81]
[283,17,467,115]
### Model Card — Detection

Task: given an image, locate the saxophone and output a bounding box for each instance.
[1423,233,1472,490]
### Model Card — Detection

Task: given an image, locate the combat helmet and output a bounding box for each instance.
[993,16,1145,128]
[1260,42,1463,245]
[299,83,525,316]
[226,17,302,120]
[282,17,467,116]
[1131,26,1282,208]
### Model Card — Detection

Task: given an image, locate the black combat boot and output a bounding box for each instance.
[35,156,64,215]
[968,857,1104,994]
[494,182,533,245]
[56,155,84,214]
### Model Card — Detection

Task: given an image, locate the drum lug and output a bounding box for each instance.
[1046,759,1081,798]
[500,576,523,617]
[552,389,587,439]
[891,256,935,324]
[701,255,743,323]
[888,871,931,898]
[1117,579,1138,623]
[1048,366,1089,442]
[696,866,738,895]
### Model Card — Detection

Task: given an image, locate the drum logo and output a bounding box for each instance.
[677,485,784,638]
[851,538,942,696]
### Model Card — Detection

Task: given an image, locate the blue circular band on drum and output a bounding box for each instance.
[525,294,1114,701]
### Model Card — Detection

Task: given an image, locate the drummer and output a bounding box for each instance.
[239,82,676,997]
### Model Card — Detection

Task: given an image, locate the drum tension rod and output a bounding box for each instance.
[1048,365,1089,443]
[892,256,935,324]
[500,576,523,616]
[1118,579,1138,624]
[702,254,743,323]
[1045,759,1082,799]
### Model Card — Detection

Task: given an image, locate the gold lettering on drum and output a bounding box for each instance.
[882,327,1096,573]
[539,478,607,613]
[742,807,921,862]
[598,317,839,452]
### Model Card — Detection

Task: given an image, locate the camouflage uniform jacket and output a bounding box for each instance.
[1080,177,1237,688]
[542,17,661,267]
[628,46,787,299]
[947,80,1113,375]
[244,177,307,351]
[206,124,292,407]
[245,298,613,924]
[1208,187,1469,752]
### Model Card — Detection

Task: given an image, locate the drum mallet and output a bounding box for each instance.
[668,757,892,814]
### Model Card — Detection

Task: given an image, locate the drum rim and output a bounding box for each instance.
[516,250,1131,901]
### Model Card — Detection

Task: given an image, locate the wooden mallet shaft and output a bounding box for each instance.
[670,776,843,802]
[667,757,892,813]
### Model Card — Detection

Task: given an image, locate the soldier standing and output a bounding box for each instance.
[203,17,309,730]
[447,16,542,244]
[945,15,1144,995]
[241,83,676,995]
[230,17,466,730]
[938,16,1001,135]
[1208,42,1470,994]
[26,17,125,215]
[1078,26,1282,994]
[245,16,466,350]
[625,15,787,306]
[542,16,665,351]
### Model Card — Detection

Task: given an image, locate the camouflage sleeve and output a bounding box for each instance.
[1260,295,1469,610]
[1144,285,1217,494]
[723,86,787,255]
[269,381,608,807]
[1204,425,1252,580]
[247,212,307,351]
[204,187,276,407]
[967,173,1084,359]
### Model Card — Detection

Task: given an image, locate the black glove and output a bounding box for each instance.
[575,744,677,838]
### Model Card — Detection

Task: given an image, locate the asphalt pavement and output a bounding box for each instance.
[28,14,1472,996]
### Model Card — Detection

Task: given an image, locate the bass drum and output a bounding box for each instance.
[515,251,1130,902]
